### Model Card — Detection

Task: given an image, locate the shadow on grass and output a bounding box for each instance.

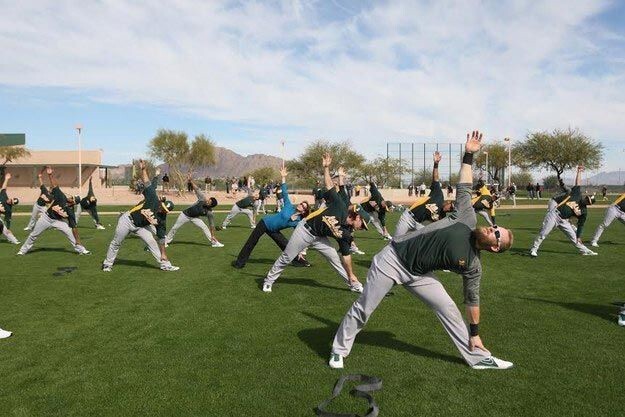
[520,297,617,323]
[508,247,579,257]
[252,277,347,292]
[29,247,76,254]
[115,258,160,270]
[169,240,211,247]
[298,312,463,365]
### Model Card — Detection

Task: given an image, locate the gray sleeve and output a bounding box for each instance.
[455,183,476,229]
[462,259,482,306]
[206,211,215,228]
[195,188,205,201]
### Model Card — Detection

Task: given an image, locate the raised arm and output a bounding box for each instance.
[37,169,44,187]
[46,166,58,188]
[459,131,482,184]
[138,160,149,183]
[322,153,333,189]
[337,166,345,187]
[1,172,9,190]
[574,165,584,186]
[432,151,441,183]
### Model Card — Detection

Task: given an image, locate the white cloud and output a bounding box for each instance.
[0,0,624,164]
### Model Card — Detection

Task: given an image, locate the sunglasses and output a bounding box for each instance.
[493,225,501,249]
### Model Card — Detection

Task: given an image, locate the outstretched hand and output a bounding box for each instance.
[465,131,483,154]
[4,172,11,180]
[433,151,442,163]
[280,166,288,178]
[337,166,346,177]
[138,159,145,170]
[469,335,487,352]
[577,165,585,172]
[322,152,332,168]
[46,166,53,175]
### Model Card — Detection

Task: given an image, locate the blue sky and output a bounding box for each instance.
[1,0,624,175]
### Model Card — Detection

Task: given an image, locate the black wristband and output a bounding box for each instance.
[469,323,479,337]
[462,152,473,165]
[433,162,439,169]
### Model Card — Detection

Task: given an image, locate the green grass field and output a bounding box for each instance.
[1,207,624,416]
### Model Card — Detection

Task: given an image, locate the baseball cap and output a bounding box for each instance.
[162,200,174,213]
[74,195,81,204]
[208,197,218,208]
[12,197,19,205]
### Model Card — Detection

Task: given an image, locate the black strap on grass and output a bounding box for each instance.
[315,374,382,417]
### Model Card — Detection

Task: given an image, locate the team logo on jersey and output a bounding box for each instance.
[425,203,439,221]
[39,194,50,203]
[0,203,5,213]
[322,215,343,238]
[140,208,158,225]
[458,258,466,268]
[481,199,491,209]
[565,201,582,216]
[50,205,69,218]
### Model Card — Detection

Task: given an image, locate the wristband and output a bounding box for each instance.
[462,152,473,165]
[469,323,479,337]
[433,162,439,169]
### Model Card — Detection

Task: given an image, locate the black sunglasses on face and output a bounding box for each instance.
[493,225,501,249]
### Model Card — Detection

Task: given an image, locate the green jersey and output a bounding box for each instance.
[392,183,482,306]
[236,196,255,209]
[554,185,588,238]
[304,187,353,256]
[46,186,77,228]
[36,185,51,207]
[129,179,167,240]
[408,181,444,223]
[183,189,212,218]
[0,189,14,228]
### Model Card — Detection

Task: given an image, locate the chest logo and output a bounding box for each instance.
[322,215,343,238]
[565,201,582,216]
[0,203,5,213]
[51,205,69,218]
[425,203,439,221]
[458,258,466,268]
[40,194,50,202]
[141,209,158,225]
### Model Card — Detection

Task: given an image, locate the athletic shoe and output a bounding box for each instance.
[618,312,625,327]
[0,328,12,339]
[350,282,364,293]
[16,251,25,256]
[383,234,392,241]
[96,224,106,230]
[101,264,112,272]
[351,248,366,255]
[262,283,272,293]
[471,356,514,370]
[13,241,21,245]
[78,249,91,255]
[582,250,598,256]
[529,249,538,257]
[23,226,30,231]
[160,263,180,271]
[221,225,227,230]
[211,240,224,248]
[251,225,256,229]
[590,242,599,247]
[328,353,344,369]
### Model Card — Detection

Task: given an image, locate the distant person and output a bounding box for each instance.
[535,182,542,199]
[447,183,454,198]
[508,183,517,207]
[225,176,231,194]
[187,175,194,193]
[602,186,608,201]
[526,183,534,199]
[419,182,427,196]
[408,183,414,196]
[204,176,212,192]
[162,173,170,193]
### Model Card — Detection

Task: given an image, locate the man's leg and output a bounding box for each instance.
[135,227,166,265]
[166,213,190,243]
[74,205,82,225]
[310,237,350,284]
[403,275,491,366]
[222,205,240,227]
[103,215,133,267]
[241,208,255,227]
[50,220,87,253]
[332,246,398,358]
[477,210,494,226]
[234,221,267,267]
[530,210,558,254]
[556,219,594,253]
[190,217,213,241]
[393,210,420,238]
[591,206,617,245]
[19,215,54,254]
[264,223,315,286]
[368,212,385,236]
[89,207,101,226]
[2,227,20,244]
[26,204,43,230]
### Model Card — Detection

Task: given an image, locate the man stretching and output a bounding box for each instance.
[329,131,514,370]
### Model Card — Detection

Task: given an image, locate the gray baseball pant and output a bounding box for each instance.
[222,205,255,227]
[393,210,425,238]
[530,207,590,253]
[19,213,87,254]
[368,211,385,236]
[103,213,162,267]
[26,204,47,230]
[264,221,350,286]
[477,210,494,226]
[332,245,491,366]
[166,213,212,243]
[592,205,625,243]
[1,222,19,244]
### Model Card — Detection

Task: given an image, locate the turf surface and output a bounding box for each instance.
[1,207,624,416]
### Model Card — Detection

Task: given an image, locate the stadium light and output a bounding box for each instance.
[75,124,83,195]
[483,151,489,183]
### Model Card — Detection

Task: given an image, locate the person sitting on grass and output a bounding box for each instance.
[232,166,310,269]
[329,130,515,371]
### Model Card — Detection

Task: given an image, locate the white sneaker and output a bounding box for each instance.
[0,328,12,339]
[211,241,224,248]
[96,224,106,230]
[262,283,272,293]
[251,225,256,229]
[590,242,599,247]
[328,353,344,369]
[16,251,25,256]
[618,312,625,327]
[350,282,364,293]
[23,226,30,231]
[102,264,112,272]
[221,225,227,230]
[13,241,21,245]
[471,356,514,370]
[529,249,538,257]
[351,248,365,255]
[582,250,598,256]
[79,248,91,255]
[383,235,392,241]
[160,263,180,271]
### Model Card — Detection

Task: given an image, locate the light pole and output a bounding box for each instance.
[75,124,83,195]
[483,151,489,184]
[504,137,512,187]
